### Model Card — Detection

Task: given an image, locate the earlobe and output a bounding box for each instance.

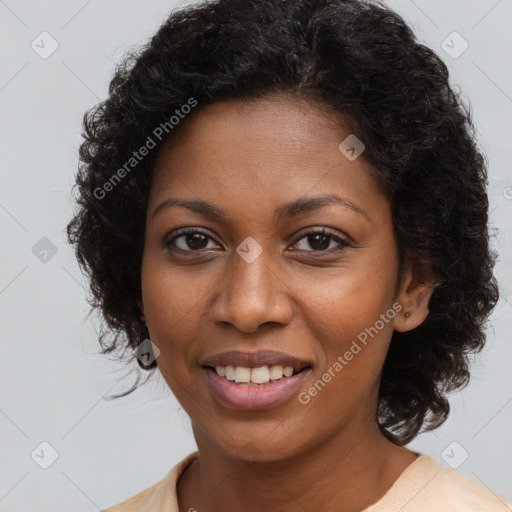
[393,259,438,333]
[394,292,433,333]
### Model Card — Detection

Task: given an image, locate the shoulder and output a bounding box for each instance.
[100,479,163,512]
[424,459,512,511]
[367,454,512,512]
[101,451,199,512]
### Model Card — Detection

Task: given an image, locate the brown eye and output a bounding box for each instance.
[164,228,220,252]
[292,228,351,253]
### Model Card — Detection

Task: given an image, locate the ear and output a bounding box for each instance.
[393,258,439,333]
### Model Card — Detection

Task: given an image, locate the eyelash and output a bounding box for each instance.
[163,227,352,255]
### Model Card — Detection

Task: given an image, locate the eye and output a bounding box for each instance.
[291,228,352,253]
[163,226,352,255]
[164,227,220,252]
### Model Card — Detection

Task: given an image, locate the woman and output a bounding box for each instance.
[66,0,510,510]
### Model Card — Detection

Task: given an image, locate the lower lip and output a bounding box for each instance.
[203,367,311,411]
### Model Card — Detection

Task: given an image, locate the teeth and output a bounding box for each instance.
[213,364,299,384]
[269,365,283,379]
[251,366,270,384]
[225,365,235,381]
[234,366,251,383]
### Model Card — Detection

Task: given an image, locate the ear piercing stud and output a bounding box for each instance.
[405,312,411,318]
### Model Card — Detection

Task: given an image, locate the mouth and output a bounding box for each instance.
[202,364,311,385]
[200,350,313,410]
[201,363,312,410]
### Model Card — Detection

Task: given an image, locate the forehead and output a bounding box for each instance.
[156,96,351,163]
[149,96,387,222]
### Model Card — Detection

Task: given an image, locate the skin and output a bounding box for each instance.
[138,95,435,512]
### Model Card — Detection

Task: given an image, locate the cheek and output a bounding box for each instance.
[293,260,396,386]
[142,250,206,317]
[300,277,395,419]
[141,263,207,365]
[299,262,394,333]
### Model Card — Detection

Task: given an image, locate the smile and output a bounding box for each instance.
[212,364,302,384]
[203,365,311,410]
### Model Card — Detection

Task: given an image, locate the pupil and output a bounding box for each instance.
[187,233,207,250]
[309,233,330,250]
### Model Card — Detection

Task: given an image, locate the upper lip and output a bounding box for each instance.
[200,350,312,371]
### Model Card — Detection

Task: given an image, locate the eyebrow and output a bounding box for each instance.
[151,194,370,223]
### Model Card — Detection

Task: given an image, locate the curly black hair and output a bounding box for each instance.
[66,0,499,445]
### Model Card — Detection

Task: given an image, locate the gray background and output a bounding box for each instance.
[1,0,511,510]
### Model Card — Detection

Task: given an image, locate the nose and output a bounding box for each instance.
[208,247,294,333]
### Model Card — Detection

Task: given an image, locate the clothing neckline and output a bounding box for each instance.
[173,450,434,511]
[361,452,438,511]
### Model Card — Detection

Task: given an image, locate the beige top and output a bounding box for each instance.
[102,451,512,511]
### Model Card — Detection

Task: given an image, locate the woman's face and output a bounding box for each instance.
[140,96,413,460]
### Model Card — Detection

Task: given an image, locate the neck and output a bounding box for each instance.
[177,419,418,512]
